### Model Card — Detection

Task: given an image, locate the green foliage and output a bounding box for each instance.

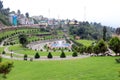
[70,38,83,47]
[115,58,120,63]
[0,56,2,62]
[93,44,100,55]
[60,51,66,58]
[34,52,40,59]
[76,39,94,47]
[24,54,27,60]
[0,13,11,26]
[109,37,120,55]
[2,51,5,54]
[69,22,114,40]
[0,1,3,9]
[47,52,53,58]
[79,46,87,54]
[93,39,107,56]
[103,26,107,41]
[0,61,13,78]
[86,45,93,54]
[18,34,28,47]
[97,39,107,54]
[116,27,120,35]
[72,51,78,57]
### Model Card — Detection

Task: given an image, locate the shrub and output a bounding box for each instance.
[72,51,78,57]
[115,58,120,63]
[2,51,6,54]
[0,56,2,62]
[0,61,14,78]
[69,49,71,52]
[47,52,53,58]
[40,49,43,52]
[24,54,27,60]
[34,52,40,59]
[60,51,66,58]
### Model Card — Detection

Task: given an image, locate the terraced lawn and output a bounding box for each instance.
[76,39,95,46]
[8,44,73,56]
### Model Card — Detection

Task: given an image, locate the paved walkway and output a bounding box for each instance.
[1,54,90,61]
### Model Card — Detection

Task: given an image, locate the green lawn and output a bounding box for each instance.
[76,39,95,47]
[8,44,72,56]
[2,57,120,80]
[0,47,5,53]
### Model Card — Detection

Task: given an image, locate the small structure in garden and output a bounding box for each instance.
[47,40,71,49]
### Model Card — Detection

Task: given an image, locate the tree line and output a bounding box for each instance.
[69,21,115,40]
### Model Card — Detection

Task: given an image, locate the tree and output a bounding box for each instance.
[93,44,100,56]
[18,34,28,47]
[103,26,107,41]
[25,12,29,18]
[17,10,21,16]
[47,52,53,58]
[72,51,78,57]
[109,37,120,56]
[2,51,5,54]
[0,56,2,62]
[97,39,107,55]
[86,45,93,55]
[116,27,120,35]
[0,0,3,10]
[79,46,87,54]
[24,54,27,60]
[34,52,40,59]
[60,51,66,58]
[93,40,107,56]
[0,61,13,78]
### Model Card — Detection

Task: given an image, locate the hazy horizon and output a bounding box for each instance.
[3,0,120,28]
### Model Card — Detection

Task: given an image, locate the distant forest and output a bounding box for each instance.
[69,22,115,40]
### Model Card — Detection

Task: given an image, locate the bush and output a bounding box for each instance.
[0,56,2,62]
[0,61,14,78]
[47,52,53,58]
[72,51,78,57]
[24,54,27,60]
[60,51,66,58]
[34,52,40,59]
[115,58,120,63]
[2,51,6,54]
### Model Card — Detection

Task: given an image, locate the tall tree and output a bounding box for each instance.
[25,12,29,18]
[17,9,21,16]
[18,34,28,47]
[103,26,107,41]
[0,0,3,10]
[116,27,120,35]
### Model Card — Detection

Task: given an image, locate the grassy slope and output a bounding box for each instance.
[76,39,95,47]
[8,44,72,56]
[3,57,120,80]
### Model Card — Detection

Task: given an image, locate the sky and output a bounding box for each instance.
[2,0,120,28]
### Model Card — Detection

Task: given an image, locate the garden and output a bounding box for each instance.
[0,27,120,80]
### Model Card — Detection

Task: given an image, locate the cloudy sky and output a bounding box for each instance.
[2,0,120,27]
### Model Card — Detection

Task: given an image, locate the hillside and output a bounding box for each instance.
[69,22,115,40]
